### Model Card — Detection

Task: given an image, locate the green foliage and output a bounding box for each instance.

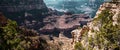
[0,19,23,50]
[118,13,120,23]
[75,8,120,50]
[0,17,50,50]
[75,42,85,50]
[90,9,120,49]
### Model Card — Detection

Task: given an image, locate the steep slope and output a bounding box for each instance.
[0,13,60,50]
[73,1,120,50]
[0,0,51,31]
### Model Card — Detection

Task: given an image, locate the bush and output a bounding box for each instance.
[75,42,85,50]
[0,14,50,50]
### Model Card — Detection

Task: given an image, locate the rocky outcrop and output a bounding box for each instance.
[0,0,55,31]
[73,1,120,50]
[39,14,92,37]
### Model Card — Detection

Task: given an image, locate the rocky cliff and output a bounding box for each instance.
[0,0,48,12]
[0,0,51,30]
[39,14,92,37]
[73,1,120,50]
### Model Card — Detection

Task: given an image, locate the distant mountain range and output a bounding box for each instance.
[44,0,105,17]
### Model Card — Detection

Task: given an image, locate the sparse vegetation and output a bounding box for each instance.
[75,4,120,50]
[75,42,85,50]
[91,9,120,50]
[0,13,55,50]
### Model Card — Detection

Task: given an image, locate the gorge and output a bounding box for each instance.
[0,0,119,50]
[0,0,105,37]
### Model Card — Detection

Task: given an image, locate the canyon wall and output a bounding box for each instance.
[73,2,120,50]
[0,0,48,12]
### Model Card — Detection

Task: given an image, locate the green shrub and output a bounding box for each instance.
[75,42,85,50]
[75,8,120,50]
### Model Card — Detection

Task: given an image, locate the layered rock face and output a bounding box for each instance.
[0,0,50,30]
[0,0,93,38]
[0,0,48,12]
[40,14,92,37]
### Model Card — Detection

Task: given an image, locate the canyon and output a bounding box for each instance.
[0,0,94,38]
[0,0,119,50]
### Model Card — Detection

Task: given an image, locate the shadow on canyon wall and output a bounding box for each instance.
[0,0,92,38]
